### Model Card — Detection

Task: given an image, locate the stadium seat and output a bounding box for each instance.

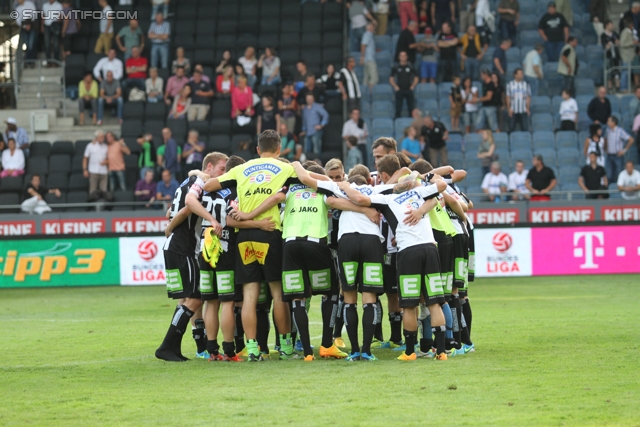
[51,141,75,156]
[415,83,438,100]
[207,135,232,153]
[557,148,581,165]
[122,120,144,137]
[372,118,394,136]
[536,148,558,166]
[531,114,554,131]
[49,155,71,174]
[68,173,89,192]
[47,172,69,192]
[167,119,188,139]
[532,131,556,149]
[0,193,20,213]
[493,133,508,149]
[0,176,23,193]
[510,149,533,163]
[372,101,394,119]
[27,157,49,175]
[75,140,91,156]
[373,84,394,102]
[30,141,51,158]
[44,191,66,209]
[113,191,135,211]
[530,96,551,114]
[575,78,595,96]
[123,102,145,120]
[556,131,579,149]
[145,103,167,121]
[66,191,90,211]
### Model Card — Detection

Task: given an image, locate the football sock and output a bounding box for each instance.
[462,298,473,335]
[222,341,235,358]
[256,307,270,353]
[333,295,345,338]
[420,315,434,350]
[280,333,294,354]
[432,325,446,355]
[156,305,194,362]
[192,318,207,354]
[321,295,337,348]
[246,339,259,357]
[361,303,376,355]
[290,306,298,344]
[450,295,462,345]
[206,339,219,356]
[343,303,360,353]
[292,300,312,356]
[374,299,384,342]
[389,311,403,344]
[460,308,473,346]
[404,329,417,356]
[273,310,280,348]
[234,307,245,352]
[442,303,454,340]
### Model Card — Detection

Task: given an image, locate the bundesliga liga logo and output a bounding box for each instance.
[138,240,158,261]
[492,232,513,252]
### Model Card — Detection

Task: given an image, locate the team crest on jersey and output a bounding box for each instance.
[405,201,420,210]
[243,163,282,177]
[296,191,317,199]
[250,173,272,184]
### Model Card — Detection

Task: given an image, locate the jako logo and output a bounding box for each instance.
[138,240,158,261]
[492,232,512,252]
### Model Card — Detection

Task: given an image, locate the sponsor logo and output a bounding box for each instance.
[238,241,269,265]
[529,207,595,223]
[601,205,640,221]
[112,218,168,233]
[43,219,106,234]
[217,188,232,198]
[138,240,158,261]
[492,232,512,252]
[289,184,309,193]
[573,231,604,269]
[394,190,418,204]
[250,173,272,184]
[243,163,282,177]
[0,221,36,236]
[295,191,317,199]
[467,208,519,224]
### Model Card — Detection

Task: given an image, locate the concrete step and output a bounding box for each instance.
[20,75,64,84]
[17,99,64,110]
[21,67,64,78]
[18,89,64,98]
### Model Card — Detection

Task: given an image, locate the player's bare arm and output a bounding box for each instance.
[185,193,222,236]
[326,196,380,225]
[431,165,455,176]
[203,177,223,193]
[226,216,277,232]
[403,197,439,226]
[165,206,189,237]
[337,181,372,206]
[386,167,413,184]
[292,162,319,190]
[231,191,286,221]
[443,191,467,223]
[187,170,211,182]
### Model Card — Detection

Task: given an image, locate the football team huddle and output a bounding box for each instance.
[155,129,475,363]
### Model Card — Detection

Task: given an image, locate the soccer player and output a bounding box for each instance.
[371,137,397,167]
[336,171,449,360]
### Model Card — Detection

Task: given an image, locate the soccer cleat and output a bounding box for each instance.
[319,344,348,359]
[392,344,406,352]
[333,337,347,348]
[397,352,417,361]
[221,354,243,362]
[247,352,265,362]
[195,350,210,359]
[259,351,270,360]
[417,348,436,358]
[463,343,475,353]
[345,351,361,361]
[237,347,248,358]
[279,350,300,360]
[378,340,403,349]
[208,353,224,362]
[361,353,378,361]
[295,339,314,352]
[435,352,448,361]
[303,355,316,362]
[370,339,383,349]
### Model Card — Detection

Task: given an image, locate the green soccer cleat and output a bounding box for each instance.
[370,339,383,349]
[195,350,210,359]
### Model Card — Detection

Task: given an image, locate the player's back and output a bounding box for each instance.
[164,176,200,256]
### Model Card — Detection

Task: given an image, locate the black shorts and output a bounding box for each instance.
[199,249,242,302]
[337,233,385,294]
[164,250,200,300]
[256,281,273,310]
[396,243,445,308]
[281,239,338,301]
[383,252,398,294]
[452,233,469,292]
[433,229,454,297]
[235,229,283,285]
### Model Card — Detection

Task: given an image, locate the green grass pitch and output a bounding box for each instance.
[1,275,639,426]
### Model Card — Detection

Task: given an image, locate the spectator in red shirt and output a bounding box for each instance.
[122,46,148,100]
[216,65,235,97]
[164,65,188,106]
[231,75,254,119]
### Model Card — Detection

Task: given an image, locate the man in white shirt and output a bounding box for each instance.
[41,0,63,63]
[523,44,544,96]
[342,108,369,166]
[481,161,508,202]
[93,49,123,82]
[83,130,109,194]
[617,161,640,200]
[94,0,114,54]
[508,160,530,200]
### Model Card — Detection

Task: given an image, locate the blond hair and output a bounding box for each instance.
[348,164,371,183]
[202,152,229,170]
[325,158,344,172]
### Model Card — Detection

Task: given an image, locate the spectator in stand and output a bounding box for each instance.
[238,46,258,88]
[421,115,449,166]
[151,0,169,19]
[419,27,438,83]
[508,160,530,200]
[21,174,60,214]
[1,138,25,178]
[339,57,362,111]
[525,154,557,201]
[168,85,191,119]
[459,25,487,81]
[605,115,634,182]
[187,70,214,121]
[40,0,62,67]
[475,68,499,132]
[559,89,578,131]
[481,161,508,202]
[557,36,578,97]
[618,2,640,35]
[431,0,455,32]
[136,133,156,178]
[475,0,492,41]
[477,128,496,175]
[4,118,29,156]
[449,75,463,131]
[191,63,211,83]
[460,0,476,33]
[617,160,640,199]
[506,68,531,132]
[155,169,179,205]
[583,124,606,167]
[538,2,570,62]
[345,136,363,171]
[171,46,191,76]
[258,47,281,86]
[555,0,573,26]
[164,66,188,106]
[292,60,309,92]
[297,75,325,106]
[78,72,98,126]
[231,75,255,119]
[587,86,612,126]
[300,94,329,155]
[148,12,171,69]
[105,131,130,192]
[157,127,181,179]
[437,22,459,82]
[279,83,298,133]
[279,123,300,162]
[619,18,637,85]
[590,0,609,37]
[116,19,143,61]
[182,130,205,173]
[122,46,148,100]
[372,0,390,35]
[601,21,621,92]
[256,95,281,135]
[15,0,37,64]
[461,77,479,133]
[342,108,369,165]
[418,0,430,34]
[216,65,235,97]
[579,152,608,199]
[390,51,418,118]
[61,0,79,60]
[145,67,163,103]
[93,49,123,83]
[522,44,544,96]
[492,72,507,131]
[83,130,108,194]
[492,38,510,82]
[135,169,157,208]
[400,126,422,162]
[97,71,123,125]
[317,64,342,95]
[497,0,519,42]
[397,0,418,32]
[215,50,237,75]
[395,20,419,64]
[348,0,376,53]
[361,22,379,90]
[93,0,113,55]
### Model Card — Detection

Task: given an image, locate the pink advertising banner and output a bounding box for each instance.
[532,225,640,276]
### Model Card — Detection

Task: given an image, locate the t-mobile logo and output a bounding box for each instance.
[573,232,604,269]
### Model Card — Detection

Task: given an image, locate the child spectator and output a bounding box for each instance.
[401,126,422,162]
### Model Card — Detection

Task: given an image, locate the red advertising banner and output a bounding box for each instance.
[42,219,106,234]
[529,206,595,223]
[111,217,169,233]
[0,220,37,236]
[600,205,640,221]
[467,208,520,224]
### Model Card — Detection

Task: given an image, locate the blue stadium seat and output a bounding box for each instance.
[510,132,532,150]
[506,47,520,64]
[465,158,482,169]
[415,83,438,100]
[374,35,391,53]
[557,148,581,165]
[559,165,582,181]
[511,148,533,164]
[372,118,394,135]
[544,63,560,82]
[439,98,451,116]
[494,132,509,149]
[576,95,592,112]
[394,118,413,134]
[536,148,558,166]
[375,51,392,69]
[586,45,603,64]
[448,134,463,152]
[417,98,439,115]
[361,101,372,119]
[609,96,620,113]
[448,151,464,163]
[530,96,551,114]
[373,84,394,102]
[464,133,481,151]
[438,82,454,100]
[576,61,590,79]
[532,113,554,131]
[378,66,391,83]
[372,100,394,118]
[533,130,556,149]
[464,149,479,161]
[575,78,595,96]
[551,95,563,113]
[556,131,579,149]
[482,47,495,66]
[519,30,541,47]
